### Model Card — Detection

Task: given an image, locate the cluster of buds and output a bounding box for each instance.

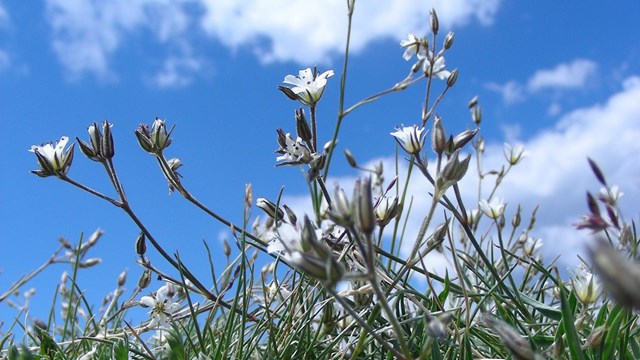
[399,9,457,86]
[76,121,115,162]
[135,117,174,155]
[267,217,344,286]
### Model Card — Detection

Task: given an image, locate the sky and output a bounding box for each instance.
[1,0,639,328]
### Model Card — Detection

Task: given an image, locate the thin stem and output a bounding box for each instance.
[322,0,354,180]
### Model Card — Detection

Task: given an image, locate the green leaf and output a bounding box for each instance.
[560,289,586,360]
[519,293,562,321]
[602,306,627,360]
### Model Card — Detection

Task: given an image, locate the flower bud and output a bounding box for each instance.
[138,269,152,289]
[117,270,127,287]
[446,69,458,87]
[356,177,375,235]
[430,8,439,35]
[79,258,102,268]
[443,31,454,50]
[283,204,298,225]
[135,233,146,256]
[327,186,354,227]
[471,105,482,125]
[344,149,357,167]
[483,315,538,360]
[431,116,446,155]
[295,108,312,147]
[436,150,471,200]
[256,198,285,222]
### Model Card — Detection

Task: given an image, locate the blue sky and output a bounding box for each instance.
[1,0,640,326]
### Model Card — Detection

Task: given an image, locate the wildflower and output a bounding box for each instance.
[436,149,471,200]
[598,185,623,206]
[140,284,181,329]
[571,264,601,305]
[135,117,173,154]
[29,136,75,177]
[275,129,311,165]
[375,196,399,227]
[280,67,334,106]
[267,219,344,285]
[400,33,425,61]
[522,237,543,257]
[390,124,426,155]
[504,143,528,165]
[479,197,506,220]
[423,52,451,80]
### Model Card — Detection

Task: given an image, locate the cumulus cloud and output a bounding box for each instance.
[283,76,640,269]
[527,59,597,92]
[488,59,598,104]
[45,0,500,80]
[151,53,203,88]
[45,0,194,81]
[198,0,501,64]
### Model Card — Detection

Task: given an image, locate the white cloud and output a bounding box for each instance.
[45,0,501,79]
[282,76,640,269]
[489,59,598,104]
[485,80,525,104]
[198,0,501,64]
[527,59,597,92]
[152,54,203,88]
[45,0,193,80]
[0,1,9,27]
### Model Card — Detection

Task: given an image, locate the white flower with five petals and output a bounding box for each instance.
[479,197,506,219]
[390,125,426,155]
[282,68,334,106]
[29,136,74,177]
[140,284,181,329]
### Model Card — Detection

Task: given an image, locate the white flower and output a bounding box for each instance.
[400,33,424,61]
[29,136,74,177]
[572,264,601,305]
[275,130,311,165]
[479,197,506,219]
[282,68,334,106]
[523,237,543,257]
[504,143,528,165]
[422,53,451,80]
[78,347,98,360]
[390,125,426,155]
[599,185,623,206]
[140,284,181,329]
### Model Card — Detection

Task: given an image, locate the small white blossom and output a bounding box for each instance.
[479,197,506,220]
[29,136,74,176]
[275,131,311,165]
[422,52,451,80]
[572,264,601,305]
[400,33,424,60]
[282,68,334,106]
[140,284,181,329]
[523,237,543,257]
[390,125,426,155]
[504,143,528,165]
